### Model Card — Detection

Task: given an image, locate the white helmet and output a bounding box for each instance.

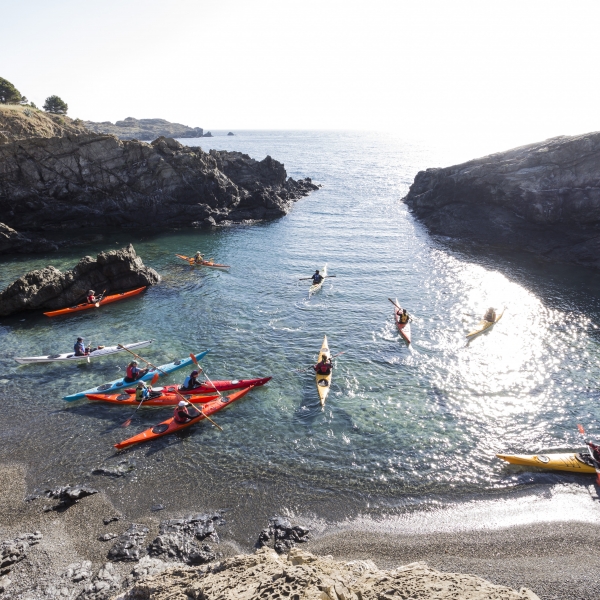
[178,400,186,407]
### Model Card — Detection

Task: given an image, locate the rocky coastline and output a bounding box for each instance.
[83,117,212,141]
[0,134,318,255]
[403,131,600,269]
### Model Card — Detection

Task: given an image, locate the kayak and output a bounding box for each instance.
[43,287,146,317]
[176,254,230,270]
[86,376,272,404]
[15,340,153,364]
[496,452,596,474]
[86,391,220,406]
[114,385,254,449]
[309,264,327,296]
[393,298,411,345]
[466,307,505,339]
[316,335,332,407]
[63,350,210,401]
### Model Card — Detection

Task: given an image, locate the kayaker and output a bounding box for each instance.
[194,251,204,264]
[173,400,197,423]
[313,356,333,375]
[73,337,101,356]
[311,270,324,285]
[484,307,497,323]
[396,308,409,324]
[588,442,600,465]
[124,360,149,383]
[135,382,150,402]
[182,369,202,390]
[86,290,98,304]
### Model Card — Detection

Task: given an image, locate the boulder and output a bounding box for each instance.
[403,131,600,268]
[0,244,159,317]
[107,524,149,562]
[0,533,42,575]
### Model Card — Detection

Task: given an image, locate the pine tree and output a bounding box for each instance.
[0,77,23,104]
[43,95,68,114]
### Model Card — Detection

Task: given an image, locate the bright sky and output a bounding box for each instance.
[3,0,600,152]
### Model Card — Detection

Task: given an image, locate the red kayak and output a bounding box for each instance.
[86,391,220,405]
[44,287,146,317]
[123,376,271,396]
[115,386,254,449]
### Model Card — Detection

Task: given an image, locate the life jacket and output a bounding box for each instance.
[87,294,96,304]
[312,274,323,284]
[400,313,409,324]
[183,375,198,390]
[74,341,86,356]
[126,365,139,380]
[316,362,331,374]
[173,406,191,424]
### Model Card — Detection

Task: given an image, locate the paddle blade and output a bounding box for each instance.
[578,424,585,435]
[120,417,133,428]
[189,352,200,366]
[151,372,160,385]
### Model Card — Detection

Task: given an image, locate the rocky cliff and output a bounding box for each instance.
[0,133,318,245]
[83,117,209,141]
[0,244,159,316]
[403,132,600,268]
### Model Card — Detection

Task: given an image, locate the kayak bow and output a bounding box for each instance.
[43,287,146,317]
[497,452,596,474]
[114,385,254,449]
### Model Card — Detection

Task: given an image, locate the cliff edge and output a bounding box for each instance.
[403,132,600,268]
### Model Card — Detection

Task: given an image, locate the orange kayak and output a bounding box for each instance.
[114,386,254,450]
[86,391,219,406]
[176,254,230,270]
[44,287,146,317]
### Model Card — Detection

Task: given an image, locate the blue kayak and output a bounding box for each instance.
[63,350,210,401]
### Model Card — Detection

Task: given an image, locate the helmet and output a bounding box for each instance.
[137,383,144,389]
[191,370,199,376]
[88,290,94,295]
[178,400,186,407]
[132,361,138,365]
[77,337,83,341]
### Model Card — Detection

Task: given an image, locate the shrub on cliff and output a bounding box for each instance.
[0,77,23,104]
[43,95,68,114]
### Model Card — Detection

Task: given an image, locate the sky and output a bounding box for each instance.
[2,0,600,153]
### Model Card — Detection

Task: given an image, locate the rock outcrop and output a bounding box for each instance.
[0,105,88,144]
[115,546,539,600]
[403,132,600,268]
[0,244,159,316]
[0,134,318,235]
[0,222,58,254]
[83,117,208,141]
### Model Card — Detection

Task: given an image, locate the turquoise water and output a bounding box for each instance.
[1,131,600,540]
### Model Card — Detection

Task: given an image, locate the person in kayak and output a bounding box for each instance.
[182,369,202,390]
[194,251,204,264]
[124,360,149,383]
[588,442,600,465]
[313,356,333,375]
[135,382,150,402]
[484,307,497,323]
[173,400,197,423]
[311,270,324,285]
[396,307,409,324]
[73,337,101,356]
[87,290,98,304]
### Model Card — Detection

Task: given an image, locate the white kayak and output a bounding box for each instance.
[15,340,153,364]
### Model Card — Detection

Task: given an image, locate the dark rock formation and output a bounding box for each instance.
[403,132,600,268]
[227,132,234,136]
[1,533,42,575]
[83,117,204,140]
[108,524,149,562]
[0,222,58,254]
[256,516,310,554]
[0,244,159,317]
[0,134,318,236]
[25,485,99,512]
[147,513,223,565]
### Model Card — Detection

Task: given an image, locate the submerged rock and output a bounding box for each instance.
[0,133,318,239]
[0,243,159,317]
[403,131,600,268]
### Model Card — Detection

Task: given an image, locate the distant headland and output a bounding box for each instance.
[83,116,213,140]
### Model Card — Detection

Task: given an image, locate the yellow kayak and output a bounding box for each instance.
[309,264,327,296]
[315,335,332,407]
[466,307,505,339]
[496,452,596,474]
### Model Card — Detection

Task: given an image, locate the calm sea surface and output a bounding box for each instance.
[1,131,600,543]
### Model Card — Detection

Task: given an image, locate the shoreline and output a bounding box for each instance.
[2,463,599,599]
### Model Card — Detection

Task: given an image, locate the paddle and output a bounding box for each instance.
[577,424,600,484]
[299,276,337,281]
[293,350,347,373]
[121,372,160,427]
[185,353,224,431]
[95,290,107,308]
[117,344,168,375]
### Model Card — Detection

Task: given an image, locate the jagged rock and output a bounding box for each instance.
[124,556,173,588]
[0,133,318,238]
[103,516,120,526]
[0,244,159,317]
[91,461,135,478]
[65,561,93,582]
[115,546,540,600]
[0,532,42,575]
[0,222,58,255]
[98,534,118,542]
[403,131,600,269]
[147,513,222,565]
[78,562,120,599]
[108,525,149,562]
[84,117,204,140]
[150,504,165,512]
[260,516,310,553]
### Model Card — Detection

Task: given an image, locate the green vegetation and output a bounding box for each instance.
[43,95,68,114]
[0,77,23,104]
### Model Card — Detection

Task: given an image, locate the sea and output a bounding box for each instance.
[1,130,600,545]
